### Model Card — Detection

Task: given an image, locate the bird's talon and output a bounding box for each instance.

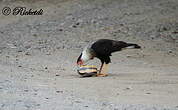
[96,73,108,77]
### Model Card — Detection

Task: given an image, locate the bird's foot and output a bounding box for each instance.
[96,73,108,77]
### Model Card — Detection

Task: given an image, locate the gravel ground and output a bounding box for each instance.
[0,0,178,110]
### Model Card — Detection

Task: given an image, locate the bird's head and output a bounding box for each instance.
[77,48,95,66]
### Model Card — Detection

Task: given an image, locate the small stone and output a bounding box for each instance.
[45,67,48,69]
[92,20,97,24]
[18,50,23,52]
[126,87,130,90]
[18,65,22,67]
[146,92,151,94]
[25,45,31,49]
[1,104,5,107]
[126,55,131,58]
[172,31,178,34]
[33,34,37,37]
[75,100,81,103]
[76,22,80,25]
[120,23,124,26]
[168,50,173,53]
[36,104,40,106]
[17,100,22,102]
[25,52,31,55]
[55,74,60,76]
[24,89,28,92]
[72,25,77,28]
[59,29,63,31]
[56,90,63,93]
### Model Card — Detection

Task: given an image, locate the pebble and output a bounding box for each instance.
[24,89,28,92]
[72,25,77,28]
[55,74,60,76]
[25,52,31,55]
[59,29,63,31]
[56,90,63,93]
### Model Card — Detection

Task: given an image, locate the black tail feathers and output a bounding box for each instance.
[126,43,141,49]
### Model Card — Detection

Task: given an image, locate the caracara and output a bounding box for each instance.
[77,39,141,77]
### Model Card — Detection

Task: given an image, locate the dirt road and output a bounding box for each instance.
[0,0,178,110]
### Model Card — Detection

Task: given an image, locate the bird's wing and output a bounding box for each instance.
[111,40,128,52]
[91,39,129,56]
[91,39,114,56]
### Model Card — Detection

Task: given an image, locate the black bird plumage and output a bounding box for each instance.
[91,39,141,64]
[77,39,141,76]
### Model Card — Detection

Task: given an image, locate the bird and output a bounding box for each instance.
[77,39,141,77]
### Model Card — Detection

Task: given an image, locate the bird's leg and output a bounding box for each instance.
[97,63,108,77]
[99,63,104,73]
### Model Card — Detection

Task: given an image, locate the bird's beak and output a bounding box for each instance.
[77,60,83,66]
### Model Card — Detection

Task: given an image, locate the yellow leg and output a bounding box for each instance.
[97,63,109,77]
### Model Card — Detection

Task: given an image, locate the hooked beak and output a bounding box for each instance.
[77,60,83,66]
[77,53,83,66]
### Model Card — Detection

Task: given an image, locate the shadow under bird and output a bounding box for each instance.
[77,39,141,77]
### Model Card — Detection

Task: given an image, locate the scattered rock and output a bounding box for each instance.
[17,50,23,52]
[75,100,81,103]
[36,104,41,106]
[157,24,171,32]
[76,22,80,25]
[59,29,63,31]
[25,52,31,55]
[56,90,63,93]
[125,87,131,90]
[55,74,60,76]
[168,50,173,53]
[33,34,37,37]
[72,25,77,28]
[172,31,178,34]
[24,89,28,92]
[17,100,22,102]
[1,104,5,108]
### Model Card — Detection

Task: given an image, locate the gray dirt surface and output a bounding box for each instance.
[0,0,178,110]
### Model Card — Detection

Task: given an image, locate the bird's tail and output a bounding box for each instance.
[125,43,141,49]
